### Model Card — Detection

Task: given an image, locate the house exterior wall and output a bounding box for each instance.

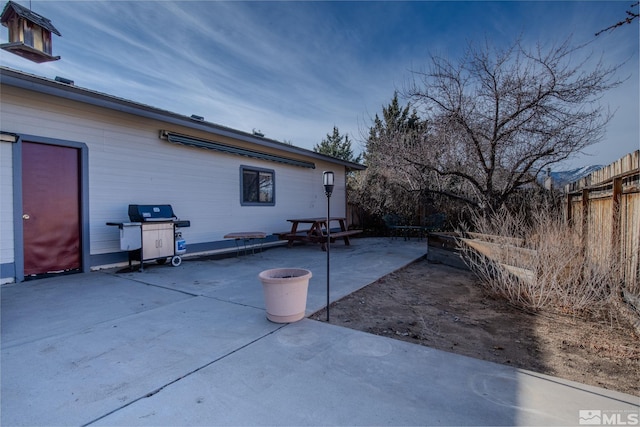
[0,83,349,282]
[0,139,14,283]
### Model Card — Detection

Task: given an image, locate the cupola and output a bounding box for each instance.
[1,1,60,63]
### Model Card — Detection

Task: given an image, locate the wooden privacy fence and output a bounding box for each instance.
[566,151,640,297]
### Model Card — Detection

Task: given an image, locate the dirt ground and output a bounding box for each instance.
[311,249,640,397]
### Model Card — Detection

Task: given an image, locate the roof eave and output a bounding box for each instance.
[0,66,365,171]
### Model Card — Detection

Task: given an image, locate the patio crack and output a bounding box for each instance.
[81,323,288,426]
[109,273,200,297]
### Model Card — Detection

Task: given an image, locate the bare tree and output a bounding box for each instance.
[381,36,623,211]
[596,2,639,36]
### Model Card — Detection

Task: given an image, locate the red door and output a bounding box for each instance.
[22,142,81,276]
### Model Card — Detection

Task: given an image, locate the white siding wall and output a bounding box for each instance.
[0,85,348,260]
[0,140,14,268]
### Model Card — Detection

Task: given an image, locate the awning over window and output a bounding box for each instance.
[161,131,315,169]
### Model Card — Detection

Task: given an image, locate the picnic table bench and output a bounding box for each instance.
[276,217,362,251]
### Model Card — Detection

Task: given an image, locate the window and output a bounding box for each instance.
[241,166,275,206]
[23,21,34,47]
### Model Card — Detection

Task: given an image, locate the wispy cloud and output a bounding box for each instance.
[1,1,637,167]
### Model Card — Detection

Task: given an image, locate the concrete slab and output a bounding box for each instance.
[2,238,637,426]
[109,238,428,314]
[1,272,192,347]
[2,296,281,426]
[95,321,639,426]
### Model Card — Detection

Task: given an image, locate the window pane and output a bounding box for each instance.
[259,172,273,202]
[243,170,258,202]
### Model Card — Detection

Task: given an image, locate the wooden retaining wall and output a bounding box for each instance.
[566,151,640,295]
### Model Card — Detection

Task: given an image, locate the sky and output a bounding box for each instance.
[1,0,638,170]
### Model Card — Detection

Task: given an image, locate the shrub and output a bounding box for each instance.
[460,206,620,319]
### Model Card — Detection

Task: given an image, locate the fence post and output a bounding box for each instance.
[581,188,589,253]
[611,176,623,275]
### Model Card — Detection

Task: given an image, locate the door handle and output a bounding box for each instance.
[22,214,30,220]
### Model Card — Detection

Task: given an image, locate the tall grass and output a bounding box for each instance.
[460,206,621,319]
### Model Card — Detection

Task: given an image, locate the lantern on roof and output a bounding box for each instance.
[0,1,60,63]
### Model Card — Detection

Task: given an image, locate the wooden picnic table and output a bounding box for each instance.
[278,217,362,251]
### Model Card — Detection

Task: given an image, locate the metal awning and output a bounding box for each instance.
[160,130,315,169]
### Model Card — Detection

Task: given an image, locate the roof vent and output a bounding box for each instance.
[190,114,204,121]
[252,129,264,137]
[54,76,73,85]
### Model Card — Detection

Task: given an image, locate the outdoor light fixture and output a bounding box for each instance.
[323,171,334,321]
[323,171,334,196]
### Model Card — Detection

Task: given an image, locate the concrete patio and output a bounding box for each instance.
[1,237,638,426]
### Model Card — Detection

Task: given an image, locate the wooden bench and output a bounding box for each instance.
[223,232,267,256]
[327,229,362,240]
[275,229,324,246]
[274,229,312,239]
[319,229,362,250]
[277,229,362,242]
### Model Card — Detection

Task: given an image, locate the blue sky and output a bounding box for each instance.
[1,1,638,169]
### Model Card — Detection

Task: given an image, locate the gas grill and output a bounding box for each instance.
[107,204,190,271]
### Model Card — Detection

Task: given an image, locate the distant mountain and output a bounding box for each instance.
[541,165,603,188]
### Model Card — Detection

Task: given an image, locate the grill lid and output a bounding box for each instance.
[128,204,176,222]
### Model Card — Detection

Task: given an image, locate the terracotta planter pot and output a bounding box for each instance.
[258,268,312,323]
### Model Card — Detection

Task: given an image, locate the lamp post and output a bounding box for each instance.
[323,171,334,322]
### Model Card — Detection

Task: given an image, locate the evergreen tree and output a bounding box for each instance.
[314,126,362,164]
[351,93,425,218]
[365,92,422,165]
